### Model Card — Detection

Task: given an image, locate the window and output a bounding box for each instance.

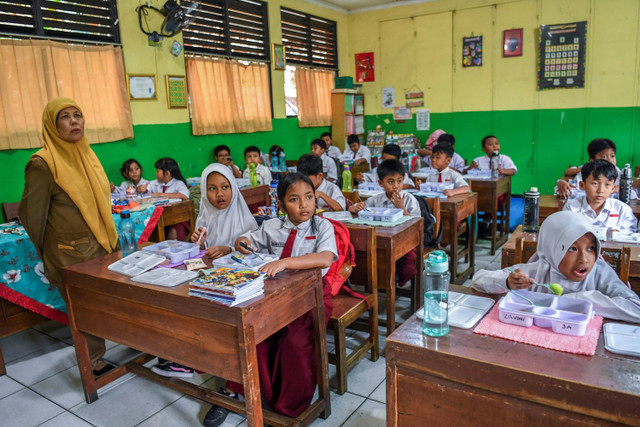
[183,0,269,61]
[0,0,121,44]
[281,8,337,69]
[284,65,298,117]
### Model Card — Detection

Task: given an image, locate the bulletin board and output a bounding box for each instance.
[538,21,587,90]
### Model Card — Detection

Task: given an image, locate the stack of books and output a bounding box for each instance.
[188,267,265,307]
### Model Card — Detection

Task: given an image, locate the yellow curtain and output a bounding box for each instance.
[0,39,133,150]
[295,67,333,128]
[186,55,272,135]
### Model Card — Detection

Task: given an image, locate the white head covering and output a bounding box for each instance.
[196,163,258,248]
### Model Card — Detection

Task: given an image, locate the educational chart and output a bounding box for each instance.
[462,36,482,67]
[538,21,587,90]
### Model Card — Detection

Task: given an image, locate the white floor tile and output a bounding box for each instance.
[309,391,366,427]
[7,342,78,386]
[137,394,245,427]
[38,411,94,427]
[32,320,73,343]
[368,380,385,403]
[30,366,86,409]
[0,329,61,363]
[0,374,24,400]
[341,399,386,427]
[103,344,143,365]
[0,388,64,427]
[337,356,385,398]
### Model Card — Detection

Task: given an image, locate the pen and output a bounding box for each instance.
[231,255,250,267]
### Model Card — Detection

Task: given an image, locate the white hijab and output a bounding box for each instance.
[196,163,258,248]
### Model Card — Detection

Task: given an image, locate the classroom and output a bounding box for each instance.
[1,0,639,426]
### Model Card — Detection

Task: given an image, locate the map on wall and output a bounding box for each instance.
[538,21,587,90]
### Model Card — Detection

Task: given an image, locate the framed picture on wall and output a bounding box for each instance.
[538,21,587,90]
[127,74,157,100]
[462,36,483,67]
[272,44,286,70]
[166,75,187,108]
[503,28,523,57]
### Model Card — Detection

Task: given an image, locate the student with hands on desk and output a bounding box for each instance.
[340,134,371,166]
[356,143,414,189]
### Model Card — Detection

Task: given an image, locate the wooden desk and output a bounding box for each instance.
[439,193,477,285]
[540,195,640,224]
[150,200,196,242]
[468,176,511,255]
[61,255,330,427]
[0,299,47,375]
[386,286,640,426]
[240,184,270,207]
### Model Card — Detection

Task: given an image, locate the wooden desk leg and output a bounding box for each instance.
[505,193,511,243]
[0,344,6,376]
[412,238,423,313]
[386,262,397,336]
[449,209,458,281]
[238,324,263,426]
[71,329,99,403]
[490,200,498,255]
[312,282,330,419]
[386,355,398,426]
[469,211,477,277]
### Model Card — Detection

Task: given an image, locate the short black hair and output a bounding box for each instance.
[347,134,360,145]
[244,145,260,156]
[214,145,230,156]
[381,144,402,158]
[310,139,327,150]
[581,159,618,182]
[438,133,455,146]
[297,154,323,176]
[320,132,331,139]
[587,138,616,159]
[481,135,497,148]
[432,143,454,158]
[377,159,405,180]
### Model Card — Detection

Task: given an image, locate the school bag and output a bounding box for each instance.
[414,196,442,249]
[333,157,344,189]
[324,218,355,296]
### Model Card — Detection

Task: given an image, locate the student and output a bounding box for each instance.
[466,135,517,176]
[340,134,371,166]
[417,129,445,159]
[425,143,470,197]
[297,154,346,211]
[421,134,465,172]
[201,173,337,426]
[556,138,620,198]
[214,144,242,178]
[263,144,284,168]
[562,160,637,232]
[242,145,272,185]
[349,159,419,286]
[321,131,342,159]
[472,211,640,323]
[356,143,414,189]
[310,138,338,182]
[115,158,149,195]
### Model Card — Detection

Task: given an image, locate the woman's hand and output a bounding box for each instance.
[259,259,289,277]
[205,245,232,259]
[506,268,534,290]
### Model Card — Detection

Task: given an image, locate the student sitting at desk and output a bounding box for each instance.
[340,134,371,166]
[112,158,149,195]
[472,211,640,322]
[213,144,242,178]
[321,131,342,159]
[466,135,517,176]
[419,133,465,173]
[562,160,637,232]
[425,143,470,197]
[310,138,338,182]
[356,143,414,189]
[297,154,346,211]
[242,145,272,185]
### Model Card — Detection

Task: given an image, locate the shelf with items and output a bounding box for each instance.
[331,92,365,151]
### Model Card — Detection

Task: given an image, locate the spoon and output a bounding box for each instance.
[507,268,563,296]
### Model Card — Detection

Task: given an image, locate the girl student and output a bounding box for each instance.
[201,172,337,426]
[117,158,149,194]
[472,211,640,323]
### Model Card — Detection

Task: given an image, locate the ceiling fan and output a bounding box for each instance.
[137,1,200,41]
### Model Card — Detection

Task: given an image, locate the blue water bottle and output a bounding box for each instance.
[118,209,138,257]
[423,250,450,337]
[271,151,279,173]
[279,151,287,172]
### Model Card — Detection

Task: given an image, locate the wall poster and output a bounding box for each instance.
[538,21,587,90]
[462,35,483,67]
[355,52,375,82]
[382,87,395,109]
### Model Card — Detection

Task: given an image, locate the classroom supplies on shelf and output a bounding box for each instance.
[415,291,495,329]
[367,130,386,156]
[142,240,200,264]
[358,207,403,223]
[132,268,199,287]
[189,267,265,306]
[108,251,167,277]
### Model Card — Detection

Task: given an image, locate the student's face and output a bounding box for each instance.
[430,152,451,171]
[307,173,323,189]
[380,153,397,161]
[206,172,233,210]
[280,181,315,225]
[245,151,261,166]
[482,137,500,156]
[215,150,232,165]
[580,174,615,208]
[379,173,404,196]
[155,169,171,183]
[593,148,616,167]
[310,145,325,157]
[322,135,333,147]
[56,107,85,142]
[558,233,597,282]
[127,163,142,183]
[348,142,360,153]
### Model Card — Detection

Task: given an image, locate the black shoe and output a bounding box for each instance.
[203,405,229,427]
[92,362,116,377]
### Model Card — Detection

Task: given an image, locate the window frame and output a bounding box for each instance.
[280,7,338,70]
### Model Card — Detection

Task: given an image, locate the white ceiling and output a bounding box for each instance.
[303,0,436,14]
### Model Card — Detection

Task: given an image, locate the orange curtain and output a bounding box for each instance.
[295,67,333,127]
[186,55,272,135]
[0,39,133,150]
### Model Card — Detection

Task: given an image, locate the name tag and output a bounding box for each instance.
[609,214,619,218]
[305,236,317,240]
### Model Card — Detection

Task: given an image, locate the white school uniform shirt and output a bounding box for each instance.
[241,216,338,276]
[321,153,338,182]
[562,196,637,232]
[472,154,518,173]
[148,178,190,197]
[364,168,414,188]
[425,167,469,189]
[117,178,150,194]
[242,163,272,186]
[340,145,372,164]
[326,145,342,159]
[422,152,465,172]
[316,179,346,210]
[366,190,421,217]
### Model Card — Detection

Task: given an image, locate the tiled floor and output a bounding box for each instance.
[0,239,503,427]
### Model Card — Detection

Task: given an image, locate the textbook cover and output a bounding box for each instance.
[191,267,264,294]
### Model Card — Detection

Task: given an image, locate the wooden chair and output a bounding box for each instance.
[514,236,538,264]
[2,202,20,223]
[328,225,378,395]
[350,163,370,188]
[150,201,196,242]
[342,191,360,205]
[285,159,298,168]
[601,245,631,284]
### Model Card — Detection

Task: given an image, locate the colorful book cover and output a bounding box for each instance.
[192,267,263,293]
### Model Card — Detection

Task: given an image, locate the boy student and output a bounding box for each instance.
[356,143,414,189]
[420,134,466,172]
[562,160,637,232]
[556,138,620,199]
[466,135,517,176]
[340,134,371,166]
[297,154,346,211]
[321,132,342,159]
[214,144,242,178]
[242,145,272,185]
[426,143,470,197]
[310,139,338,182]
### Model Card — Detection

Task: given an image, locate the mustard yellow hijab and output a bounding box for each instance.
[34,97,118,253]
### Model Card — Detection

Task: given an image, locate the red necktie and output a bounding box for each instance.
[352,150,357,160]
[279,229,298,259]
[437,173,442,183]
[162,185,167,193]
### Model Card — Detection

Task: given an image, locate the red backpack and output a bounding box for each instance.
[324,218,356,296]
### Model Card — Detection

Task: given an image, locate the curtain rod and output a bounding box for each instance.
[0,33,121,47]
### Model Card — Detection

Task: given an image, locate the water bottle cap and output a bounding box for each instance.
[530,187,538,192]
[424,250,449,273]
[249,163,256,169]
[270,181,278,188]
[120,209,130,219]
[344,164,350,170]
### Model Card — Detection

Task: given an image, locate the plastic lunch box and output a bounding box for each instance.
[498,290,594,336]
[358,207,403,222]
[142,240,200,264]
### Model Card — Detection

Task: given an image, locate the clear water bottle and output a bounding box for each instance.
[118,209,138,257]
[523,187,540,232]
[619,163,632,205]
[279,151,287,172]
[342,164,353,192]
[271,151,279,173]
[269,181,278,214]
[490,151,500,178]
[423,250,450,337]
[249,163,258,187]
